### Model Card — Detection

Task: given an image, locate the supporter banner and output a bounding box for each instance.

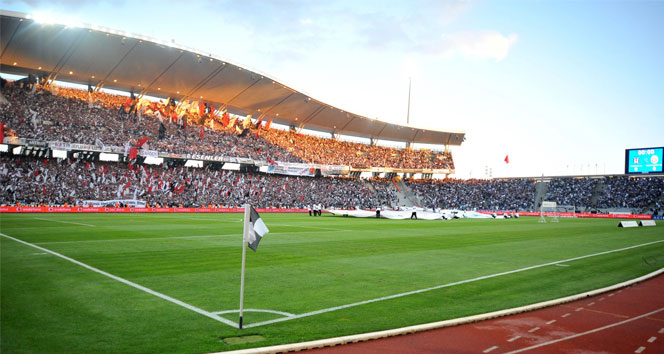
[81,199,147,207]
[3,136,22,145]
[49,141,101,151]
[0,207,308,213]
[25,138,49,148]
[477,210,652,220]
[267,164,315,177]
[139,149,159,158]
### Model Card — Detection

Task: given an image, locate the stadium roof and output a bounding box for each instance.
[0,10,465,146]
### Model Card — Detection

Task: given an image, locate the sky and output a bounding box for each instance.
[1,0,663,179]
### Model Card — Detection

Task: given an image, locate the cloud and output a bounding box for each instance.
[428,30,518,61]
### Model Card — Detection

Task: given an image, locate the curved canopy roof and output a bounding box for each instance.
[1,10,465,146]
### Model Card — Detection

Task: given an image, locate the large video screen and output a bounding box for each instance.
[625,147,663,174]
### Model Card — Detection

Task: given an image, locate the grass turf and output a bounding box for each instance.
[1,213,663,353]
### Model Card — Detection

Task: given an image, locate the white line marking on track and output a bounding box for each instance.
[635,346,646,353]
[647,336,656,343]
[507,335,521,342]
[609,293,615,297]
[562,313,571,318]
[546,320,556,325]
[501,307,664,353]
[599,297,606,301]
[242,240,664,328]
[576,307,584,312]
[33,217,95,227]
[588,302,595,306]
[528,327,540,333]
[659,328,664,334]
[0,232,238,328]
[483,346,499,353]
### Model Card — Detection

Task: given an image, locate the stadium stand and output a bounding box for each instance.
[0,81,454,170]
[0,155,396,209]
[1,79,662,213]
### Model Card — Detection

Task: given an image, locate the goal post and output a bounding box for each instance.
[539,201,559,223]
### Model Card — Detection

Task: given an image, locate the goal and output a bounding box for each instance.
[539,201,559,223]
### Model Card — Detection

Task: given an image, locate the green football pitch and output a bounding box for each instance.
[1,213,662,353]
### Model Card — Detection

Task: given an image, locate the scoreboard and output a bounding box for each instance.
[625,147,663,174]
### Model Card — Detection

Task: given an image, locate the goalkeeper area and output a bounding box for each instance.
[1,213,663,353]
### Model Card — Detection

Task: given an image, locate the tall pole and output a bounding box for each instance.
[239,204,250,329]
[406,77,412,125]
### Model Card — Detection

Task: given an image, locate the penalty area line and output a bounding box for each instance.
[0,232,238,328]
[244,239,664,328]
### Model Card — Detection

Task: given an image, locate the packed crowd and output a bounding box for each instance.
[544,177,598,208]
[407,178,536,211]
[0,156,396,209]
[0,82,303,162]
[1,153,661,212]
[260,129,453,170]
[0,79,454,170]
[594,176,663,210]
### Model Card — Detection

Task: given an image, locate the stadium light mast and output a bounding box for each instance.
[406,77,412,125]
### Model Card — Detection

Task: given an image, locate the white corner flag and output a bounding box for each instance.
[239,204,269,329]
[245,205,269,252]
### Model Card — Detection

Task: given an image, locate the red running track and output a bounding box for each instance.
[307,274,664,354]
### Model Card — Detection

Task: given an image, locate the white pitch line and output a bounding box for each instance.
[502,308,664,354]
[212,308,296,317]
[554,264,570,267]
[33,217,96,227]
[0,232,237,328]
[34,229,349,245]
[35,234,240,245]
[243,239,664,328]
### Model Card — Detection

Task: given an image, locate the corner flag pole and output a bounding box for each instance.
[239,203,250,329]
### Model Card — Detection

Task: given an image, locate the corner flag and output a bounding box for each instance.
[504,155,510,164]
[239,204,269,329]
[244,205,269,251]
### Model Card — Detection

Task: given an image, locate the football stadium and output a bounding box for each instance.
[1,5,663,354]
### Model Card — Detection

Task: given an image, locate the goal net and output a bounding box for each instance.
[539,201,559,223]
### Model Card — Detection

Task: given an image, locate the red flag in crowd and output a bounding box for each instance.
[255,116,264,128]
[264,118,272,130]
[129,147,138,160]
[135,137,150,149]
[504,155,510,164]
[0,121,4,143]
[200,127,205,140]
[222,112,230,127]
[85,161,90,170]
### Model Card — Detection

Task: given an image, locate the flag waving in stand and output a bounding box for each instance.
[504,155,510,164]
[238,204,270,329]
